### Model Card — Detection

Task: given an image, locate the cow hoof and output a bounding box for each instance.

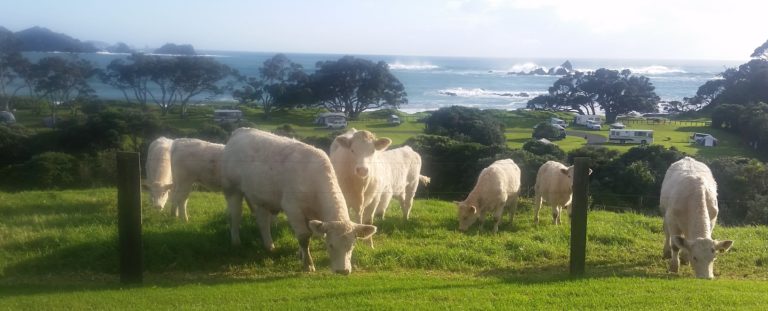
[305,265,316,272]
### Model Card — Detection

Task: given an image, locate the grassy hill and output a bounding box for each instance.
[2,189,767,309]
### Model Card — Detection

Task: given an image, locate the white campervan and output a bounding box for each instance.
[213,109,243,123]
[574,115,602,126]
[609,129,653,144]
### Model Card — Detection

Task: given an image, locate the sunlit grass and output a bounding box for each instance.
[1,189,767,309]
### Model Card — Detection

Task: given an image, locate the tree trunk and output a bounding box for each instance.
[605,111,618,124]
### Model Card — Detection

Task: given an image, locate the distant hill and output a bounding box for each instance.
[105,42,136,54]
[154,43,196,55]
[14,26,98,53]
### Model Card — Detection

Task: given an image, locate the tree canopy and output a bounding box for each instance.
[29,56,97,127]
[232,54,309,118]
[309,56,407,118]
[527,68,659,123]
[102,54,234,116]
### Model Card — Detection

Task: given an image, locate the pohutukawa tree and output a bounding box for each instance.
[528,68,659,123]
[232,53,308,119]
[29,56,97,128]
[102,53,234,116]
[309,56,407,119]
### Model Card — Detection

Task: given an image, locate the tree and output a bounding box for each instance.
[309,56,407,118]
[528,69,659,123]
[579,69,659,123]
[232,54,308,118]
[751,39,768,59]
[0,27,26,111]
[102,54,234,116]
[29,56,97,128]
[423,106,506,146]
[527,71,596,115]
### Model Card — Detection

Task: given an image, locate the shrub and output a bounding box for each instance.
[523,139,565,159]
[0,152,80,190]
[532,122,564,140]
[273,124,300,139]
[423,106,506,146]
[406,134,502,199]
[193,124,229,144]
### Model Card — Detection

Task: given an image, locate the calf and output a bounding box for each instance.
[168,138,225,221]
[455,159,521,233]
[533,161,591,225]
[660,157,733,279]
[145,137,174,210]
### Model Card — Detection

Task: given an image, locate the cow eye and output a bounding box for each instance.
[693,256,698,262]
[328,243,335,250]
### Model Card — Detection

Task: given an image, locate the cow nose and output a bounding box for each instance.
[335,269,351,275]
[355,167,369,177]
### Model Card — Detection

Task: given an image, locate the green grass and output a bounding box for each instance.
[2,189,768,309]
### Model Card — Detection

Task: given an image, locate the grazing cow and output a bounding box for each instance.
[660,157,733,279]
[329,129,392,224]
[455,159,521,233]
[168,138,225,221]
[371,146,431,221]
[533,161,591,225]
[145,137,174,210]
[221,128,376,274]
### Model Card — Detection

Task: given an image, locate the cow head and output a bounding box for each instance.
[672,236,733,279]
[143,181,173,210]
[559,166,593,191]
[334,130,391,178]
[309,220,377,275]
[455,201,479,232]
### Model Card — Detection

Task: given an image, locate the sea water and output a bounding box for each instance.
[23,51,744,113]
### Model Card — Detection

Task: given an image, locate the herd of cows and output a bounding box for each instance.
[143,128,733,278]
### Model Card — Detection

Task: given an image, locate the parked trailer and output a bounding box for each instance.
[608,129,653,144]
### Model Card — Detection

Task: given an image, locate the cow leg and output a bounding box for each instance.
[252,205,275,252]
[492,203,505,233]
[662,221,671,259]
[376,192,394,221]
[534,194,543,225]
[507,195,519,225]
[669,242,681,273]
[283,206,315,272]
[225,190,244,246]
[552,205,561,225]
[401,182,418,221]
[172,181,192,222]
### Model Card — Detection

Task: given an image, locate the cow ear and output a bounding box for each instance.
[308,220,327,236]
[335,136,352,149]
[588,168,593,175]
[560,168,569,175]
[672,236,688,250]
[354,224,377,239]
[374,138,392,151]
[716,240,733,253]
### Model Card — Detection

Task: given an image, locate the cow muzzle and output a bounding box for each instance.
[355,167,369,177]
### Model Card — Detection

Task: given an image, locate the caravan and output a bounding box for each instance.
[609,129,653,144]
[574,115,602,126]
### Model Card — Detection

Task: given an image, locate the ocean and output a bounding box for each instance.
[25,51,744,113]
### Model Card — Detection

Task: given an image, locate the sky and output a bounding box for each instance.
[1,0,765,60]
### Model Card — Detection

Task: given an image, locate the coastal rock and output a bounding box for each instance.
[510,60,574,76]
[154,43,196,55]
[106,42,136,54]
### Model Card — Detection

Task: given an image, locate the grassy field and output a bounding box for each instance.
[2,189,768,309]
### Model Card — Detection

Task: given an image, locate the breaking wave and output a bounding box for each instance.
[388,61,439,70]
[437,87,544,99]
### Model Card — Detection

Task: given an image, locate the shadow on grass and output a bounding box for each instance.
[477,260,672,284]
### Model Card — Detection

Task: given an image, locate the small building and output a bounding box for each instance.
[388,114,401,125]
[213,109,243,123]
[315,112,347,129]
[609,129,653,144]
[574,115,602,126]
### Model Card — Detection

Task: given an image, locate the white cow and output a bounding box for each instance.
[329,129,392,225]
[371,146,431,221]
[660,156,733,279]
[145,137,174,210]
[533,161,591,225]
[168,138,225,221]
[455,159,521,233]
[221,128,376,274]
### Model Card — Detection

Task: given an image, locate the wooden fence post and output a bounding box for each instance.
[570,157,590,276]
[117,152,143,284]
